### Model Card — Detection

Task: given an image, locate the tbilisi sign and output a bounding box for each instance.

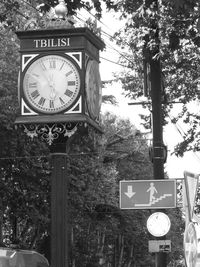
[120,179,176,209]
[33,37,70,48]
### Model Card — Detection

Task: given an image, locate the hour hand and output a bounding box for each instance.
[49,90,56,100]
[29,73,47,88]
[49,83,57,99]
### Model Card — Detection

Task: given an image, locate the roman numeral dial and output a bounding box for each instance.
[85,59,101,119]
[23,55,81,114]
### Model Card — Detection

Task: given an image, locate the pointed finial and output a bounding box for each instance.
[54,0,68,19]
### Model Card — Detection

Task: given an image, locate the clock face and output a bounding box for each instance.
[85,59,101,119]
[22,55,81,114]
[147,212,171,237]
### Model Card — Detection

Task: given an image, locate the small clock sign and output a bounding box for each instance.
[147,212,171,237]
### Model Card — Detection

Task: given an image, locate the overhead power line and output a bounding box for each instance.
[100,56,131,69]
[79,1,115,33]
[75,11,133,66]
[78,4,133,59]
[12,0,133,69]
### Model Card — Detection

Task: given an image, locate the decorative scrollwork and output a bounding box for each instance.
[22,123,79,145]
[38,124,64,145]
[24,124,39,139]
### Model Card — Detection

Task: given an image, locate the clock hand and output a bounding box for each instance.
[48,75,57,100]
[29,73,40,82]
[29,73,46,86]
[49,83,57,99]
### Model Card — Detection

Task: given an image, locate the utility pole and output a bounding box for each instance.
[150,57,165,180]
[150,55,167,267]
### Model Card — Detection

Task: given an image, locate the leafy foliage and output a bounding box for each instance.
[0,25,51,248]
[109,0,200,155]
[65,113,155,267]
[167,208,185,266]
[0,0,118,31]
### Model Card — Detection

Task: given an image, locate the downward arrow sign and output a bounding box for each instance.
[125,185,136,198]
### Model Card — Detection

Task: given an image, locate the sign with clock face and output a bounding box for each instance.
[16,28,105,133]
[22,54,80,114]
[147,212,171,237]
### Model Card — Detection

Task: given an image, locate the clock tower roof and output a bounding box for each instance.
[16,27,105,52]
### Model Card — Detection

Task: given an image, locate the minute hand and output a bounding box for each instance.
[49,81,57,100]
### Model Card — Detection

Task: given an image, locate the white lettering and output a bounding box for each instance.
[60,38,66,47]
[33,38,70,48]
[67,38,70,46]
[47,39,51,47]
[40,39,47,47]
[34,39,40,48]
[52,39,58,47]
[61,38,66,46]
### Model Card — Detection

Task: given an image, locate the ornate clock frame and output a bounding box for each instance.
[15,28,105,144]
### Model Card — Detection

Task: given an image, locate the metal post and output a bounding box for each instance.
[150,52,167,267]
[150,57,165,180]
[51,153,69,267]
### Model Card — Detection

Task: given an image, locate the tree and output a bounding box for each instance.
[0,0,117,31]
[101,112,153,180]
[0,26,51,248]
[105,0,200,156]
[67,112,155,267]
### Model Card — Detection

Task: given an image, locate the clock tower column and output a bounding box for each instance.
[15,2,105,267]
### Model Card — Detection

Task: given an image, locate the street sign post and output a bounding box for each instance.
[120,179,176,209]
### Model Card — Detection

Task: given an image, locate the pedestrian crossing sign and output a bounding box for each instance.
[120,179,176,209]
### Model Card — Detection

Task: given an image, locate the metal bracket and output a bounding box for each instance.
[149,145,168,163]
[22,122,84,145]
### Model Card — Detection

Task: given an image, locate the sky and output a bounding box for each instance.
[79,4,200,179]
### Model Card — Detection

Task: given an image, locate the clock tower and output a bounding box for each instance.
[16,26,105,144]
[15,2,105,267]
